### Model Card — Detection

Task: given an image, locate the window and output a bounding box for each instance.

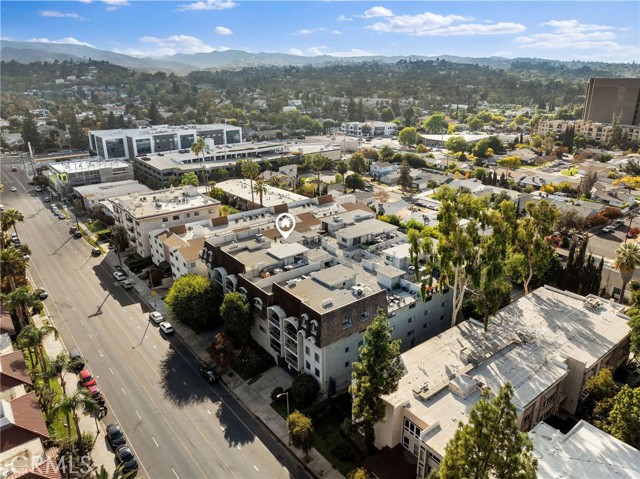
[404,418,421,439]
[314,368,320,378]
[186,213,191,218]
[162,217,168,222]
[424,295,432,302]
[408,317,413,324]
[314,353,320,362]
[409,302,416,309]
[522,411,533,424]
[424,309,430,316]
[344,347,349,353]
[402,436,410,448]
[259,325,265,333]
[407,330,414,337]
[305,346,310,356]
[440,315,445,321]
[173,215,179,220]
[423,322,430,328]
[194,211,200,216]
[305,361,310,370]
[360,312,369,321]
[345,362,350,368]
[543,393,556,408]
[428,451,441,464]
[441,302,446,307]
[342,318,353,329]
[413,444,419,457]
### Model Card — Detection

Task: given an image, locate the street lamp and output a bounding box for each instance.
[277,391,290,444]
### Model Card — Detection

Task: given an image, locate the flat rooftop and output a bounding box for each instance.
[48,159,130,173]
[385,286,630,456]
[337,218,394,240]
[73,180,151,200]
[91,124,239,139]
[530,420,640,479]
[217,179,307,206]
[109,185,219,218]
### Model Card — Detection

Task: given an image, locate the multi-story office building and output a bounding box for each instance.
[341,121,398,137]
[201,203,453,396]
[108,185,220,257]
[583,78,640,125]
[372,286,631,478]
[45,159,134,195]
[87,124,243,160]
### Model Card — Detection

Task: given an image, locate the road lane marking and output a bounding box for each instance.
[207,410,211,415]
[98,350,104,358]
[236,445,241,450]
[152,436,159,447]
[254,466,259,472]
[221,426,225,431]
[182,381,187,386]
[153,345,156,349]
[80,319,84,325]
[88,333,93,340]
[109,367,114,375]
[136,410,141,420]
[171,468,180,479]
[121,387,127,396]
[172,368,176,372]
[193,394,198,399]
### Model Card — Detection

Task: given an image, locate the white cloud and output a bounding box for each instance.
[294,27,327,36]
[29,37,95,48]
[39,10,83,19]
[214,26,233,35]
[337,14,352,22]
[333,30,342,35]
[292,46,375,57]
[177,0,237,12]
[139,35,217,55]
[361,6,393,19]
[514,19,639,61]
[102,0,129,10]
[366,11,525,37]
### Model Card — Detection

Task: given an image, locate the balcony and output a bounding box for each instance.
[268,315,281,329]
[270,338,281,353]
[269,327,280,341]
[285,351,298,369]
[284,337,297,352]
[284,327,297,341]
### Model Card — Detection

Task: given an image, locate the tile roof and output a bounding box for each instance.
[1,392,50,452]
[0,351,32,390]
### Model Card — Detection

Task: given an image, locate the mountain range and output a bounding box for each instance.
[0,40,628,76]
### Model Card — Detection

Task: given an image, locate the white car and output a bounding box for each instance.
[602,226,615,233]
[113,271,127,281]
[10,187,17,192]
[120,280,133,290]
[149,312,164,324]
[159,322,174,334]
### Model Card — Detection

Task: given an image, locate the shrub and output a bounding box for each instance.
[292,373,320,409]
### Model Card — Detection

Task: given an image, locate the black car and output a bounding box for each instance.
[73,231,82,239]
[91,247,101,257]
[200,367,218,383]
[69,349,85,372]
[115,445,138,473]
[35,289,48,300]
[106,423,126,449]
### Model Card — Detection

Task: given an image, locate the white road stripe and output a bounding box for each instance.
[207,410,211,415]
[254,466,259,471]
[182,381,187,386]
[136,410,141,420]
[153,345,156,349]
[121,387,127,396]
[171,468,179,479]
[152,436,159,447]
[109,367,114,375]
[236,445,241,450]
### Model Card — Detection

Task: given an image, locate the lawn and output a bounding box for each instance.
[84,219,107,233]
[561,167,579,176]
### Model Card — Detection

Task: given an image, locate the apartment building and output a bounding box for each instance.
[340,121,398,137]
[87,124,243,160]
[583,78,640,125]
[45,159,134,195]
[109,185,220,257]
[73,180,151,209]
[372,286,631,478]
[201,203,453,395]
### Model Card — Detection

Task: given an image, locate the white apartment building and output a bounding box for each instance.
[341,121,398,137]
[46,159,134,195]
[109,185,220,257]
[73,180,151,209]
[372,286,631,478]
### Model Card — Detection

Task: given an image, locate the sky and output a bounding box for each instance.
[1,1,639,63]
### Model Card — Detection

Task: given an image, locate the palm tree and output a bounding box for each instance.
[1,286,37,328]
[16,323,58,368]
[1,208,24,236]
[613,242,640,303]
[240,159,260,208]
[95,464,136,479]
[304,153,328,197]
[191,137,207,193]
[1,246,27,281]
[47,352,73,395]
[53,389,101,453]
[336,160,348,189]
[253,179,268,208]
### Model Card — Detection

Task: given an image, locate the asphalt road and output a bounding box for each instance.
[1,158,309,479]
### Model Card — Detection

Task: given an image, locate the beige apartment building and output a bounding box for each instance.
[373,286,631,478]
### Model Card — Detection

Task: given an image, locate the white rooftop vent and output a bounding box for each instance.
[321,297,333,307]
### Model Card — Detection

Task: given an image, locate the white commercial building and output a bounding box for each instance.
[73,180,151,209]
[45,159,134,194]
[109,185,220,257]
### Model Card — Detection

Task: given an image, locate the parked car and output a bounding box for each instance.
[35,186,43,192]
[200,367,218,383]
[106,423,126,449]
[91,247,101,257]
[149,312,164,324]
[44,197,50,202]
[79,369,96,387]
[87,385,104,403]
[602,225,615,233]
[69,349,85,372]
[120,280,133,290]
[57,213,66,220]
[113,271,127,281]
[159,322,174,335]
[35,288,48,300]
[115,445,138,473]
[10,187,17,192]
[73,231,83,239]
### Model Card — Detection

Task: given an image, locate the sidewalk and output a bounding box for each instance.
[33,313,116,476]
[100,249,344,479]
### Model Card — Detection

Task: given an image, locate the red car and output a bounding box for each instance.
[79,369,96,387]
[88,385,104,401]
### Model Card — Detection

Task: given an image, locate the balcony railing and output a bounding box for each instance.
[284,338,297,352]
[284,328,297,341]
[269,328,280,340]
[285,351,298,368]
[270,339,281,353]
[268,315,281,329]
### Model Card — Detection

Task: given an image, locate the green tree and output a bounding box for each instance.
[2,286,38,328]
[378,144,394,160]
[612,242,640,303]
[350,308,403,451]
[345,173,365,192]
[179,172,200,187]
[336,160,349,186]
[16,323,58,369]
[349,152,367,175]
[240,159,260,207]
[507,200,559,295]
[148,101,162,124]
[47,352,74,395]
[53,389,101,454]
[1,208,25,236]
[468,117,484,132]
[291,373,320,408]
[110,225,129,270]
[165,274,217,332]
[380,107,395,122]
[0,246,27,290]
[190,137,208,192]
[497,156,522,175]
[431,383,537,479]
[304,153,329,197]
[422,113,448,133]
[21,113,42,153]
[348,468,372,479]
[220,291,253,346]
[253,178,268,208]
[397,160,413,194]
[599,385,640,449]
[286,410,314,458]
[398,127,419,148]
[444,136,468,154]
[583,367,618,416]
